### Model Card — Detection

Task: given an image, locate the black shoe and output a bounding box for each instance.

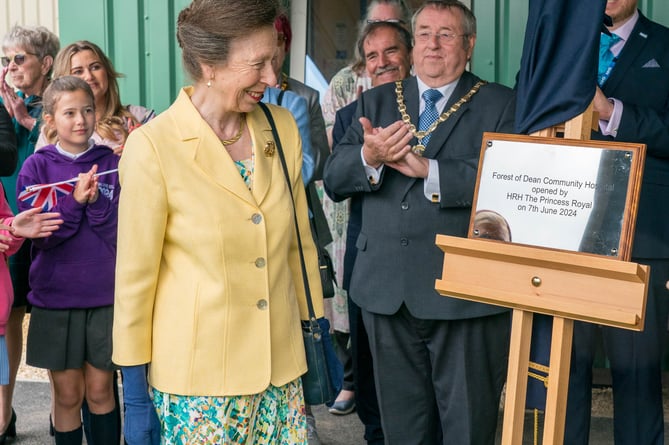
[328,398,356,415]
[0,409,16,444]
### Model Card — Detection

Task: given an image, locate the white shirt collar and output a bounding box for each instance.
[416,76,460,114]
[611,9,639,42]
[55,139,96,159]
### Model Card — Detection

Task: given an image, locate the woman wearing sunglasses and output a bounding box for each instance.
[0,25,60,442]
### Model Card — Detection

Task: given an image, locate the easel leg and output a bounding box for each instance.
[543,317,574,444]
[501,309,534,445]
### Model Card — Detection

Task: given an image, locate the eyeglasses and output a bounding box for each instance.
[367,19,406,25]
[1,53,36,67]
[415,31,467,44]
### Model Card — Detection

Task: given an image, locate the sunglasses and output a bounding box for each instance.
[1,53,36,67]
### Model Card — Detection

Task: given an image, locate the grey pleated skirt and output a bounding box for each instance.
[26,305,115,371]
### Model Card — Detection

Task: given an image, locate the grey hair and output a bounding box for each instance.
[412,0,477,50]
[2,25,59,62]
[352,0,413,74]
[357,21,413,62]
[365,0,412,25]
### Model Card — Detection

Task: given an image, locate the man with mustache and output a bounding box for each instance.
[324,1,515,443]
[329,19,412,445]
[566,1,669,444]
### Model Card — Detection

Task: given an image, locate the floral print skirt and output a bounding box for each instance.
[151,378,306,444]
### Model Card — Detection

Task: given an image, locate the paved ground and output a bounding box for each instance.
[10,314,669,444]
[7,379,669,444]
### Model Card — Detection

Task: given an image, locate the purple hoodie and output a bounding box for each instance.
[16,144,119,309]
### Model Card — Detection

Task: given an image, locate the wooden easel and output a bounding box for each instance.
[435,104,649,444]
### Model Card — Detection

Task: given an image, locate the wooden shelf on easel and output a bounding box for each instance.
[435,235,648,445]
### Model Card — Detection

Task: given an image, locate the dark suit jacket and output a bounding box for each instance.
[282,77,333,248]
[286,77,330,181]
[0,105,17,177]
[332,100,360,290]
[323,72,516,319]
[595,12,669,259]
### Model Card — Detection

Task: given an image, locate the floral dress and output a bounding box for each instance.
[152,380,306,444]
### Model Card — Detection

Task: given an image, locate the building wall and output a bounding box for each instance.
[47,0,669,113]
[0,0,59,40]
[57,0,190,113]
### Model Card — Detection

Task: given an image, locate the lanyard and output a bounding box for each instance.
[598,56,618,87]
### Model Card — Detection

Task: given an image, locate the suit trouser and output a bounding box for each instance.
[565,259,669,445]
[349,295,384,444]
[362,305,510,445]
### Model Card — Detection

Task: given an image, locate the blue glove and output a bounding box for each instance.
[121,365,161,445]
[317,318,344,394]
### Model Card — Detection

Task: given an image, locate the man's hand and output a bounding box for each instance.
[386,152,430,178]
[593,86,614,121]
[360,117,414,168]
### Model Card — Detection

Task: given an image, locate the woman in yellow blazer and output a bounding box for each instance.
[112,0,324,443]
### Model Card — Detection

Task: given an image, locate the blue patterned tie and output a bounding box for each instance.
[598,33,621,86]
[418,89,443,146]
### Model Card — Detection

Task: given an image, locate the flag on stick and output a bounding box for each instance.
[18,168,118,211]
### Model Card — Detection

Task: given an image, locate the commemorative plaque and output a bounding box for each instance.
[469,133,646,261]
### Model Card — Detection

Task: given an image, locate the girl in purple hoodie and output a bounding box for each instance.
[16,76,120,445]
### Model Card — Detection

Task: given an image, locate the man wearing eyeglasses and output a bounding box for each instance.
[324,1,515,443]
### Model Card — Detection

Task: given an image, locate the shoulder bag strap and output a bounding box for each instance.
[257,102,318,323]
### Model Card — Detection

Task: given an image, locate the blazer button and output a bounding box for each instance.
[255,257,266,268]
[400,238,409,246]
[256,299,268,310]
[401,201,409,210]
[251,213,262,224]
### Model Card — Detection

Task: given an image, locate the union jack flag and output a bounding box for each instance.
[18,182,75,211]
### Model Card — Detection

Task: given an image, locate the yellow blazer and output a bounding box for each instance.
[112,87,324,396]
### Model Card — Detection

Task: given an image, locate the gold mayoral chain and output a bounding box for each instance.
[221,113,246,147]
[395,80,486,156]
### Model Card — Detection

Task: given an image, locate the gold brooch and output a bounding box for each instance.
[264,141,275,157]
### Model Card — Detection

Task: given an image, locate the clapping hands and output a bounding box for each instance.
[359,117,429,178]
[0,67,33,130]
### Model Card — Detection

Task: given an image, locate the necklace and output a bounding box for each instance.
[221,113,246,146]
[395,80,486,156]
[280,72,289,91]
